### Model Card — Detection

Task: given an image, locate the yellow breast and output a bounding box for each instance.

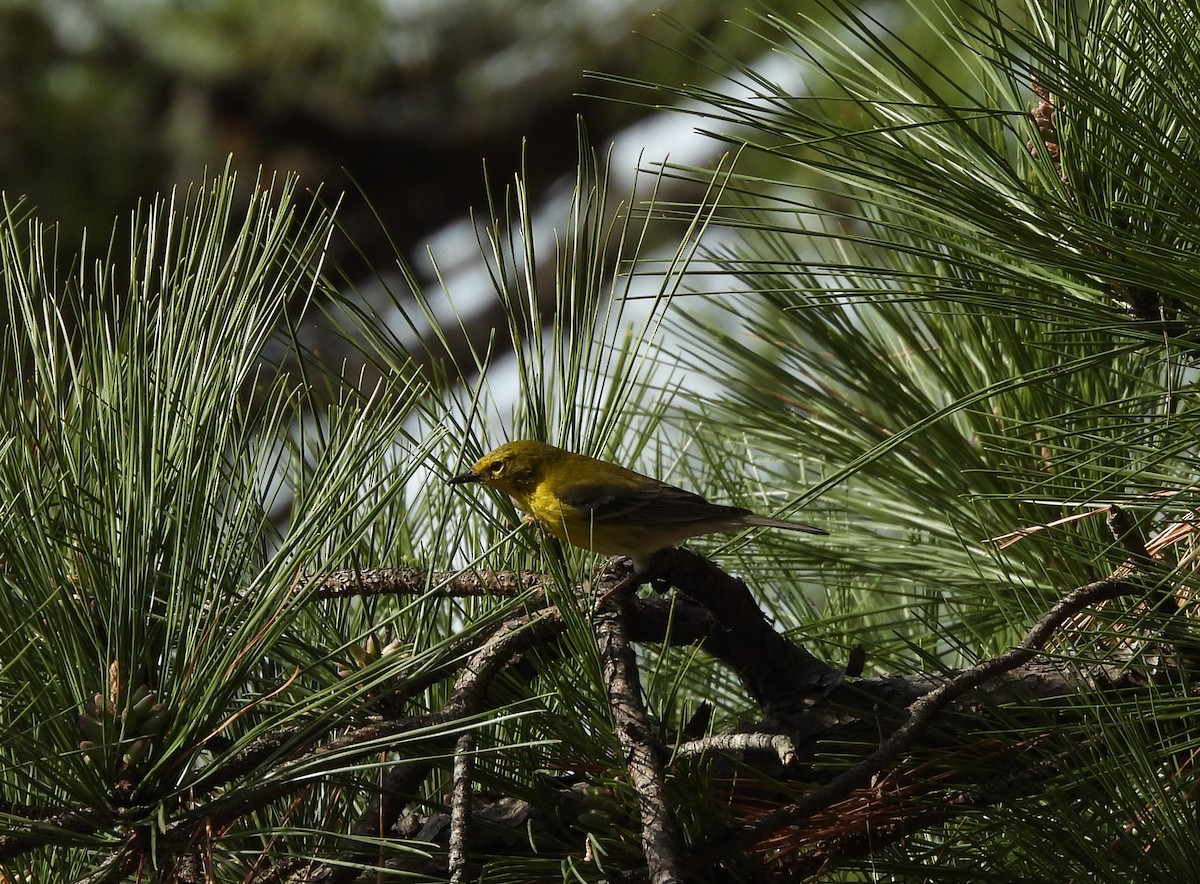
[515,482,645,557]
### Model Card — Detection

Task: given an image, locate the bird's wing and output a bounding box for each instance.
[555,478,748,526]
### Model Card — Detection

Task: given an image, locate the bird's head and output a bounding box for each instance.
[447,440,560,497]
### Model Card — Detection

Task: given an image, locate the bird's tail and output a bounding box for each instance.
[742,514,828,536]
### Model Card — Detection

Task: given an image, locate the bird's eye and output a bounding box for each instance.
[488,461,505,476]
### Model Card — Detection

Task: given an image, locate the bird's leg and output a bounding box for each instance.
[592,550,673,611]
[592,558,646,611]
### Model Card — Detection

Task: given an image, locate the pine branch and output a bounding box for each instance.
[595,562,685,884]
[699,576,1140,865]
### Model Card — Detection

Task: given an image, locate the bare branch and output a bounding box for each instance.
[0,809,106,862]
[314,609,567,882]
[649,548,843,722]
[449,732,476,884]
[308,568,551,600]
[708,577,1139,859]
[676,733,797,769]
[594,564,685,884]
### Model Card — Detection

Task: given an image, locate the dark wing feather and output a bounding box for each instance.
[555,478,749,526]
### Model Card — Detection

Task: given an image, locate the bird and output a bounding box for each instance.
[448,440,826,568]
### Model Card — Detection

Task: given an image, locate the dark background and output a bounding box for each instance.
[0,1,759,285]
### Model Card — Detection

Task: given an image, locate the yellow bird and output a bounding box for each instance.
[448,440,826,568]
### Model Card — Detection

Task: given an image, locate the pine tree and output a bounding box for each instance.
[4,1,1200,881]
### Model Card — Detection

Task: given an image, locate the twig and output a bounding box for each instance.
[449,732,476,884]
[9,591,733,873]
[315,609,566,883]
[309,567,551,600]
[676,733,797,769]
[193,723,312,795]
[186,713,446,846]
[594,566,684,884]
[147,609,567,884]
[73,830,143,884]
[704,577,1138,860]
[771,745,1078,878]
[0,808,105,861]
[445,609,565,716]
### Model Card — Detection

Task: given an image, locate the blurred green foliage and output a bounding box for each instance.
[0,0,760,256]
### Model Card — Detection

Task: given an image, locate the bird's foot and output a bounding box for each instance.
[592,558,645,612]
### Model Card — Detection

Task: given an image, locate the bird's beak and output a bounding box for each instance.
[447,470,480,486]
